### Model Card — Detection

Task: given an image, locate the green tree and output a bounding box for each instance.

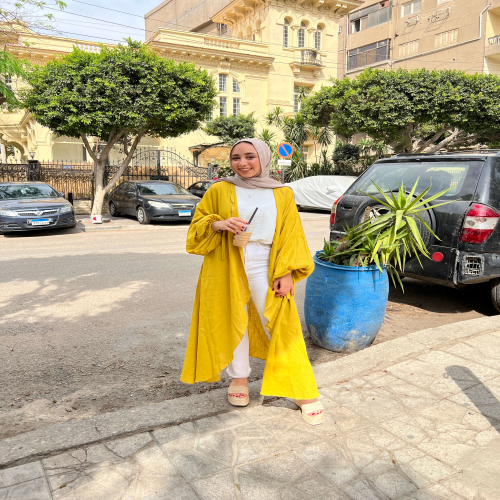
[1,1,66,105]
[204,112,256,146]
[21,40,217,214]
[303,68,500,153]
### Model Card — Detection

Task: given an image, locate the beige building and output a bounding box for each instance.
[1,0,361,166]
[338,0,495,79]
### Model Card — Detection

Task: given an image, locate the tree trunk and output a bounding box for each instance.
[91,160,106,216]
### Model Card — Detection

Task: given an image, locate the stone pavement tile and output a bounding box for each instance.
[237,451,329,497]
[0,461,44,487]
[168,451,229,482]
[448,375,500,421]
[194,411,249,433]
[341,478,389,500]
[242,403,293,421]
[387,353,498,398]
[0,477,52,500]
[371,470,417,498]
[294,437,357,487]
[191,469,237,500]
[232,422,287,465]
[322,403,372,434]
[105,432,153,458]
[141,483,199,500]
[152,422,195,447]
[381,399,494,467]
[446,333,500,370]
[399,456,456,489]
[195,429,235,465]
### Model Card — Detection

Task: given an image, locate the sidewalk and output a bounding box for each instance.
[1,316,500,499]
[75,211,330,232]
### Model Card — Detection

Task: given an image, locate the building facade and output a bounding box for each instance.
[1,0,361,166]
[337,0,496,80]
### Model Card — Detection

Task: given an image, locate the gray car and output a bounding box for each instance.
[0,182,76,234]
[108,180,201,224]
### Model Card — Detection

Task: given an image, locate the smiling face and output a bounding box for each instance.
[230,142,262,178]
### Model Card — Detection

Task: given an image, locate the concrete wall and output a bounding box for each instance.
[337,0,491,79]
[144,0,233,38]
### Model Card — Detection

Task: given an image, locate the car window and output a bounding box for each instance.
[0,183,59,199]
[191,183,202,190]
[203,182,212,189]
[124,183,135,193]
[115,183,127,193]
[351,161,484,201]
[138,183,190,195]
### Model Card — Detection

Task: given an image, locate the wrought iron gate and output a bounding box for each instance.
[105,149,210,189]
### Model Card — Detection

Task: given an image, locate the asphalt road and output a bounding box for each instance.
[0,213,496,438]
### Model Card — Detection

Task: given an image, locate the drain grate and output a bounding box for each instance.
[463,256,483,276]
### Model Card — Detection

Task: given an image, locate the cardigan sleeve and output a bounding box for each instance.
[272,188,314,283]
[186,188,225,256]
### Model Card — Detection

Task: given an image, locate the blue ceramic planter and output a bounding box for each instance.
[305,253,389,352]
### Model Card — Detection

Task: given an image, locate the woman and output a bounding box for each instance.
[181,138,324,425]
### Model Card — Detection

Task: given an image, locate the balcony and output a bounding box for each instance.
[485,35,500,58]
[148,29,274,69]
[289,49,324,76]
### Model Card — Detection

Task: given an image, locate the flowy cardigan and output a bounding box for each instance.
[181,181,319,399]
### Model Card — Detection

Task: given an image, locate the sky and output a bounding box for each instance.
[39,0,165,44]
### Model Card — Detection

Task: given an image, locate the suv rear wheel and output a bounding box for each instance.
[491,278,500,313]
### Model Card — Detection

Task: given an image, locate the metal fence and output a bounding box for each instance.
[0,149,212,200]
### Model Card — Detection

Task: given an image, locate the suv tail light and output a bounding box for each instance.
[330,196,342,225]
[460,204,500,244]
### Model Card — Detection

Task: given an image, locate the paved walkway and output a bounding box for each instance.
[1,317,500,499]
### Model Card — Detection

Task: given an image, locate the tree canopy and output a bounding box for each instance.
[303,68,500,153]
[21,40,217,214]
[204,113,256,146]
[1,1,66,105]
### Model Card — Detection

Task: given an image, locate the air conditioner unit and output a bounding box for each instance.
[429,7,451,22]
[406,15,420,26]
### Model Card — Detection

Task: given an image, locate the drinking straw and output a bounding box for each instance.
[244,207,258,231]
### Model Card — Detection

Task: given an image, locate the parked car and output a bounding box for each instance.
[187,180,214,198]
[108,180,201,224]
[330,150,500,312]
[0,181,76,234]
[286,175,357,211]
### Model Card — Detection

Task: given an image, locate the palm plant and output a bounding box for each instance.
[318,180,452,288]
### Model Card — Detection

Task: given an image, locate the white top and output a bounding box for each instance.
[235,186,277,245]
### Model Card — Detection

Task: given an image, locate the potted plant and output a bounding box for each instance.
[304,181,450,352]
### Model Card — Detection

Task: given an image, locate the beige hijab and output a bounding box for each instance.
[215,138,283,189]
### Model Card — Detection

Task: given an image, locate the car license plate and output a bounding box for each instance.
[178,210,191,217]
[30,218,50,226]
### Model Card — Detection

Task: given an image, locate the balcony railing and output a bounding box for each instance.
[300,50,323,67]
[488,35,500,46]
[204,38,240,50]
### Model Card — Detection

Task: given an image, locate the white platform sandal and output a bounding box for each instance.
[296,401,325,425]
[228,385,249,407]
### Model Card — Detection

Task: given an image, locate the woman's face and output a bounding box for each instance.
[231,143,261,178]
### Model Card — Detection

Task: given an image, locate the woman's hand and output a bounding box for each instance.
[272,272,295,298]
[211,217,248,234]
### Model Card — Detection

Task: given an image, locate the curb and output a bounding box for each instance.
[1,316,498,470]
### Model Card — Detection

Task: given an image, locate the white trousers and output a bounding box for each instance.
[226,242,272,379]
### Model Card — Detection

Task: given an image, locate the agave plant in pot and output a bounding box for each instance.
[304,181,450,352]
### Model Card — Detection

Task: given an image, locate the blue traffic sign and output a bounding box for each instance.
[277,142,294,159]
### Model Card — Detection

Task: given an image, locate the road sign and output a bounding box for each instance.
[277,159,292,166]
[277,142,294,159]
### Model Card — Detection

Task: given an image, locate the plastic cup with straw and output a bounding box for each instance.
[233,207,258,247]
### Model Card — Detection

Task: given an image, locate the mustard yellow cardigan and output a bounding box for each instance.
[181,181,319,399]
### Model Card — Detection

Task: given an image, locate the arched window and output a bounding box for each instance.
[298,22,306,48]
[283,19,289,47]
[315,25,322,50]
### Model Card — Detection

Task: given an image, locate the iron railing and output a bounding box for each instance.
[300,50,323,67]
[488,35,500,46]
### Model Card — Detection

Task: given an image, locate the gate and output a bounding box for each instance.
[0,161,28,182]
[105,148,210,189]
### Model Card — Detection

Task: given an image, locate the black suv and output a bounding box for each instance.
[330,151,500,312]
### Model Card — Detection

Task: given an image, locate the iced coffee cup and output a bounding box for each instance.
[233,225,255,247]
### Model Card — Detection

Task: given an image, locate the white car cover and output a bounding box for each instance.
[285,175,357,210]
